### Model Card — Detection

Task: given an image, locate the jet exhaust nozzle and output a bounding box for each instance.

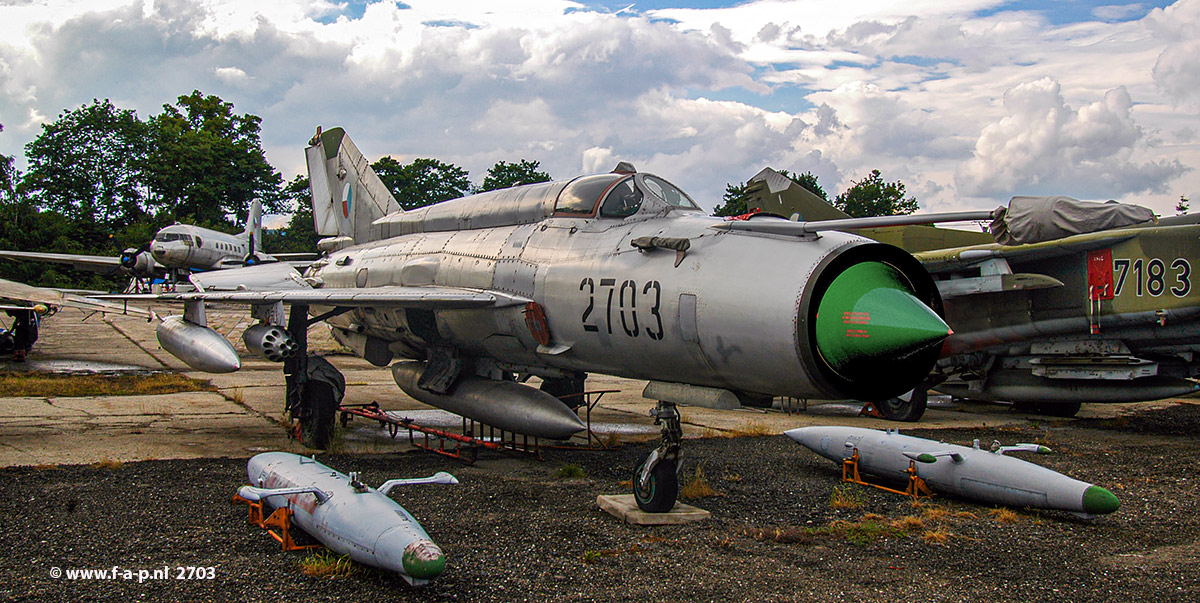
[242,324,298,362]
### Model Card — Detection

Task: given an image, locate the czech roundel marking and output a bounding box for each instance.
[341,183,353,219]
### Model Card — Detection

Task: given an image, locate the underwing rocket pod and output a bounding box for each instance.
[786,426,1119,517]
[237,452,457,585]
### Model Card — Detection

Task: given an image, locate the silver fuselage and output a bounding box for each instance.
[309,209,907,399]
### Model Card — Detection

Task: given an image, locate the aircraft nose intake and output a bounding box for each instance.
[401,539,445,580]
[814,261,951,392]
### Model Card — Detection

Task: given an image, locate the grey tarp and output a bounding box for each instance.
[990,195,1156,246]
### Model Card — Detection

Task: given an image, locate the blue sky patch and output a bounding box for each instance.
[975,1,1172,25]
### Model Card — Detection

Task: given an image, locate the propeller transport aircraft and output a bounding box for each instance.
[111,127,992,513]
[743,167,1200,420]
[0,200,314,291]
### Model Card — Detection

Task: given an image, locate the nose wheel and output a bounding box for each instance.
[633,400,682,513]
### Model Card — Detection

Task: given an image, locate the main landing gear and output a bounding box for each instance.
[283,304,347,449]
[633,400,683,513]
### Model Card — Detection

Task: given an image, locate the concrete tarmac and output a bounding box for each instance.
[0,308,1176,467]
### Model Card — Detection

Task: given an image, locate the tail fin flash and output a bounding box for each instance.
[306,127,401,245]
[243,199,263,253]
[744,167,849,221]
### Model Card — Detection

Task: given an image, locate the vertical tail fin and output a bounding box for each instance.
[242,199,263,253]
[305,127,401,246]
[744,167,849,221]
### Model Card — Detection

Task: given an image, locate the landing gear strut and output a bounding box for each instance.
[878,387,928,422]
[283,304,347,449]
[633,400,682,513]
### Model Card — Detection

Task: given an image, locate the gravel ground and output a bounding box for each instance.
[2,403,1198,603]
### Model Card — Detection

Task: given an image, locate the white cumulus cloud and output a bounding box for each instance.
[955,78,1189,198]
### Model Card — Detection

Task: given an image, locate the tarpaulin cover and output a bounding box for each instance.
[990,196,1156,245]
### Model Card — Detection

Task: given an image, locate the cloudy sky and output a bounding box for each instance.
[2,0,1198,218]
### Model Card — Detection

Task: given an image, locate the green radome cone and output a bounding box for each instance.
[815,261,951,381]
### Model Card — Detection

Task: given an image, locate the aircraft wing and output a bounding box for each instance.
[0,277,150,317]
[914,232,1138,274]
[115,287,527,309]
[102,262,529,309]
[0,250,124,274]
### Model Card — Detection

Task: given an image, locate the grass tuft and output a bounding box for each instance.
[922,530,951,545]
[988,508,1022,523]
[890,515,926,532]
[299,550,361,578]
[90,459,122,470]
[0,371,214,398]
[830,484,866,509]
[555,463,586,479]
[582,549,619,564]
[920,506,953,522]
[679,465,724,499]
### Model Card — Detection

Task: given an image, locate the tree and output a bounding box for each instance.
[712,182,749,217]
[20,99,153,235]
[834,169,917,218]
[0,124,15,203]
[371,156,471,210]
[263,175,320,254]
[480,159,551,192]
[1177,195,1190,216]
[792,171,827,201]
[145,90,283,229]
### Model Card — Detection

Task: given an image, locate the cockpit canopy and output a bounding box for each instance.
[553,173,699,218]
[374,167,701,237]
[155,232,194,245]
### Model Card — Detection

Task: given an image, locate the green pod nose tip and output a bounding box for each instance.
[1082,486,1120,515]
[402,540,446,580]
[815,261,951,382]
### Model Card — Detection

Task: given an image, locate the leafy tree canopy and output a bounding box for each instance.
[263,175,319,254]
[712,182,749,217]
[145,90,284,229]
[833,169,918,218]
[480,159,551,192]
[372,156,471,210]
[1,123,15,203]
[20,99,152,234]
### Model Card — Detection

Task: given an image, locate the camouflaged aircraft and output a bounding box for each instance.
[744,167,1200,421]
[113,128,994,513]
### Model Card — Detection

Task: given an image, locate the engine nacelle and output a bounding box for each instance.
[242,324,298,362]
[120,248,157,277]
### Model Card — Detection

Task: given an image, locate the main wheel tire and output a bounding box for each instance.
[633,458,678,513]
[878,388,928,422]
[1038,401,1083,417]
[297,380,338,449]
